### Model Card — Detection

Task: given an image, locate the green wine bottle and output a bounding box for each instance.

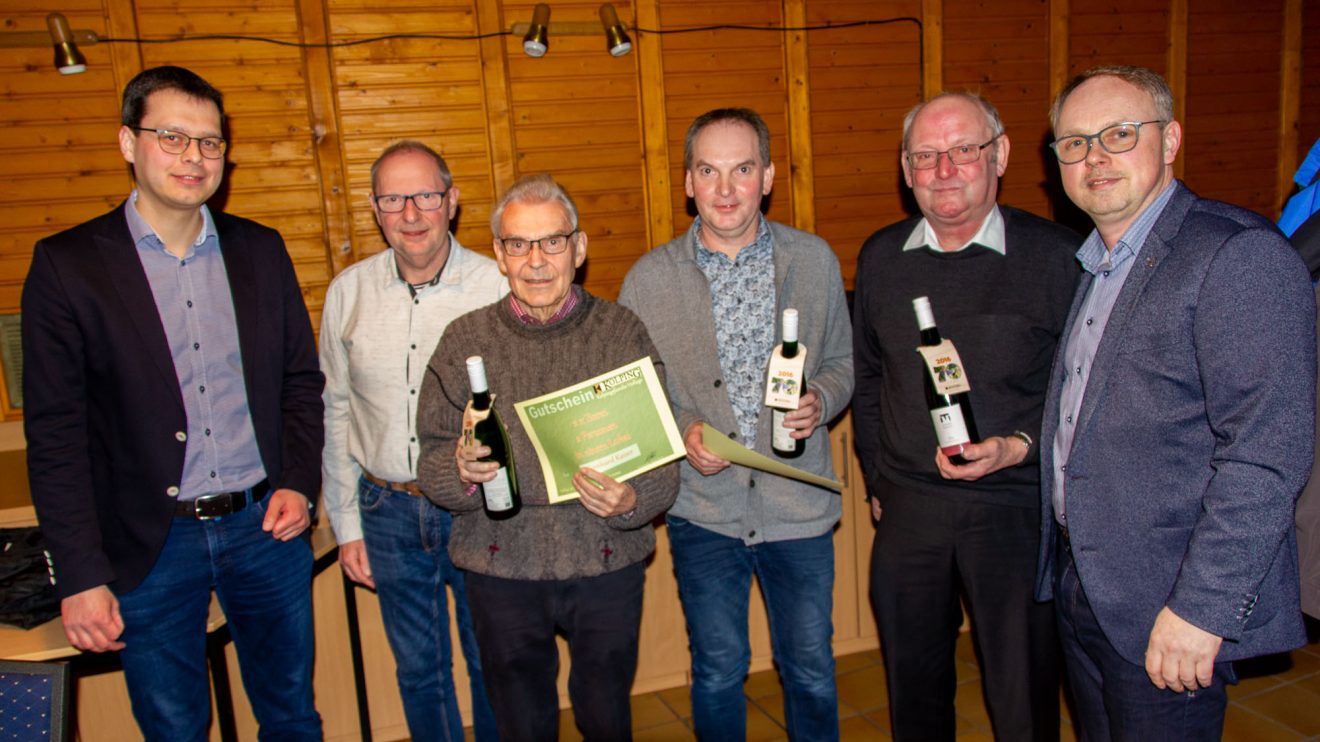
[466,356,521,519]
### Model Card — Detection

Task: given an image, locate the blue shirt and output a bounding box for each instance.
[1052,181,1178,523]
[126,193,266,499]
[694,216,776,448]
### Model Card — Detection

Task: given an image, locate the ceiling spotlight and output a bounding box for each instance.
[599,4,632,57]
[523,3,550,58]
[47,12,86,75]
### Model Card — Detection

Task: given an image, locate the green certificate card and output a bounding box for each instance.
[514,356,684,504]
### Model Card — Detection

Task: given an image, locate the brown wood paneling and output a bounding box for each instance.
[1183,0,1285,217]
[497,1,645,299]
[327,0,493,271]
[943,0,1055,218]
[1300,0,1320,171]
[658,0,793,242]
[0,3,127,407]
[805,0,921,287]
[1067,3,1171,76]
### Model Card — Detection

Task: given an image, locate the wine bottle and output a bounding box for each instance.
[771,308,806,458]
[466,356,521,519]
[913,297,980,465]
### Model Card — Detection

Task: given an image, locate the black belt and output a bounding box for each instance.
[175,479,271,519]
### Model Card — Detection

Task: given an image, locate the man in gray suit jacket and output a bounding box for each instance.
[1036,65,1314,738]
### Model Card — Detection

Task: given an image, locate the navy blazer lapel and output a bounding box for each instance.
[1071,183,1193,442]
[96,221,183,406]
[215,214,260,396]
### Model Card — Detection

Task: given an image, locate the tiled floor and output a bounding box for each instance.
[533,630,1320,741]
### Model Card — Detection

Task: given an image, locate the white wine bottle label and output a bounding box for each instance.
[916,340,971,395]
[930,404,971,452]
[772,408,795,451]
[483,467,515,512]
[765,344,808,409]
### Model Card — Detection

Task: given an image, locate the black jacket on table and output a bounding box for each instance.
[21,204,324,599]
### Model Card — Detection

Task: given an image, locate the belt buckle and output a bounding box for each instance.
[193,492,232,520]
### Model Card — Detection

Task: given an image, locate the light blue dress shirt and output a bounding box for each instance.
[1052,182,1178,523]
[126,193,266,500]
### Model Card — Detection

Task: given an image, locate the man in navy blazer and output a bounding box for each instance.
[1036,64,1315,738]
[22,66,323,740]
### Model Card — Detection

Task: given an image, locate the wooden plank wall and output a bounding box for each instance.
[0,1,1317,737]
[1,0,1317,415]
[1301,0,1320,171]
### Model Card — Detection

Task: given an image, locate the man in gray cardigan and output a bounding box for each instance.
[619,108,853,741]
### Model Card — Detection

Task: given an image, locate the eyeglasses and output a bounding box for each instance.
[1049,120,1165,164]
[906,137,997,170]
[499,231,577,256]
[129,127,227,159]
[373,191,448,213]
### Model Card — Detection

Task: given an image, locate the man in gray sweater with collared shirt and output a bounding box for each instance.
[619,108,854,742]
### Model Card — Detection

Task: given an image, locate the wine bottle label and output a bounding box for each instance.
[930,403,971,452]
[765,344,808,409]
[916,340,971,395]
[483,467,515,511]
[771,408,795,451]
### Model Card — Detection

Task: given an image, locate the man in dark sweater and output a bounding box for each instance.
[853,92,1080,741]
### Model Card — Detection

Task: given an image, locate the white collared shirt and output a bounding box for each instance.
[319,239,508,543]
[901,205,1006,255]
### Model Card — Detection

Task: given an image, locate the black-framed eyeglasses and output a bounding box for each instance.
[499,231,577,256]
[906,137,997,170]
[373,191,448,213]
[129,127,227,159]
[1049,120,1165,164]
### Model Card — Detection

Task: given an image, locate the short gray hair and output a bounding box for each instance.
[490,174,580,236]
[371,140,452,192]
[901,92,1006,154]
[901,92,1006,168]
[1050,65,1174,132]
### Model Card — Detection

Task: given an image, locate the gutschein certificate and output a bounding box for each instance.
[514,356,685,504]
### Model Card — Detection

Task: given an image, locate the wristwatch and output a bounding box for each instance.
[1010,430,1033,452]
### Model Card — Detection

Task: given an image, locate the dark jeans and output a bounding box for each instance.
[464,561,646,741]
[870,488,1059,741]
[359,476,498,742]
[667,516,839,742]
[1055,533,1232,741]
[115,493,320,742]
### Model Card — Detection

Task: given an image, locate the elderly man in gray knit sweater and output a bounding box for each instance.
[417,174,678,741]
[619,108,854,741]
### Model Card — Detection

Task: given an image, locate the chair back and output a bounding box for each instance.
[0,659,70,742]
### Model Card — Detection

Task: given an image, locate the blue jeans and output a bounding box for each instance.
[1055,535,1231,740]
[667,516,839,742]
[115,493,320,742]
[359,476,497,742]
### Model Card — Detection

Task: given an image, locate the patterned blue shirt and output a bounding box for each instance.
[693,216,776,447]
[126,193,266,499]
[1052,181,1178,523]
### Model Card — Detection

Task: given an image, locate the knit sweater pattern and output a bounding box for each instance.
[416,290,680,580]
